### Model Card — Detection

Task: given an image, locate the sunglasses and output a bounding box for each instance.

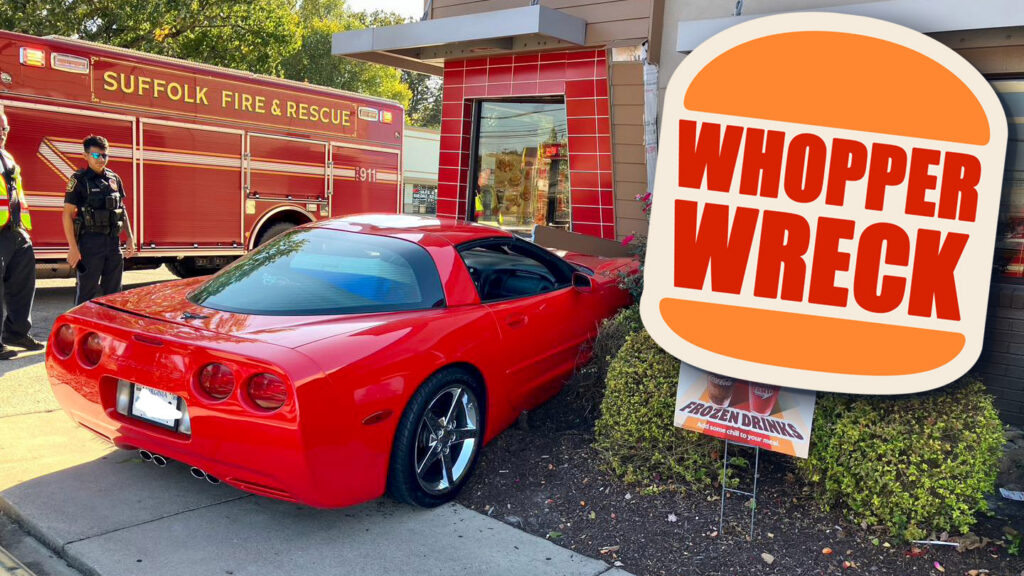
[89,152,109,160]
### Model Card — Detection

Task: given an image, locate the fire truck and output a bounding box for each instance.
[0,31,404,277]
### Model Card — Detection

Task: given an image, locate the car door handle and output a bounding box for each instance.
[505,314,528,328]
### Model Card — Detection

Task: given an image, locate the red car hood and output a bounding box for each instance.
[95,278,386,348]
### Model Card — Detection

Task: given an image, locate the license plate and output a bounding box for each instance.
[130,384,183,430]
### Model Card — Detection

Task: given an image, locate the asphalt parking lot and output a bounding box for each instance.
[0,267,628,576]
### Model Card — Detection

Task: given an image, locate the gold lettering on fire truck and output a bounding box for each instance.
[100,71,353,128]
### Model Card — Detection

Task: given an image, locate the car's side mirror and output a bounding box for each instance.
[572,272,593,293]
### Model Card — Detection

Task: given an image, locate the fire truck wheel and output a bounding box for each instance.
[256,222,297,247]
[165,259,204,279]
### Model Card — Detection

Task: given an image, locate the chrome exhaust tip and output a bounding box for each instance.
[138,449,153,462]
[151,454,168,467]
[189,467,206,480]
[205,474,221,485]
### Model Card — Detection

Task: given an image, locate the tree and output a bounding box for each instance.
[0,0,302,76]
[280,4,412,108]
[403,71,442,129]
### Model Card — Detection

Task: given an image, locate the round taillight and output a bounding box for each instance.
[80,332,103,367]
[198,363,235,400]
[54,324,75,358]
[248,373,288,411]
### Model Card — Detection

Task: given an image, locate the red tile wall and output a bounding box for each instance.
[437,49,615,239]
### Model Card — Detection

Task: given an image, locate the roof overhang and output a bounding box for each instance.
[677,0,1024,52]
[332,5,587,76]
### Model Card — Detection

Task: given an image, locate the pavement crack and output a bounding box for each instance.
[61,494,253,549]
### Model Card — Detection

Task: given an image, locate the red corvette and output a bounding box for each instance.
[46,215,636,508]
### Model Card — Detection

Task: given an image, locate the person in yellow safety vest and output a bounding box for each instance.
[0,106,43,360]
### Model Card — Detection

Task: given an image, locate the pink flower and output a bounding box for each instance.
[621,234,635,246]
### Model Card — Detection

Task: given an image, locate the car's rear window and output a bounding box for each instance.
[189,228,445,315]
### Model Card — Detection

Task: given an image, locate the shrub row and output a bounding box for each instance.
[593,312,1005,540]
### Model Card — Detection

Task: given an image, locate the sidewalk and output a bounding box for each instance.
[1,371,631,576]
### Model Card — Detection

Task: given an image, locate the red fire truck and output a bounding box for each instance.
[0,31,404,277]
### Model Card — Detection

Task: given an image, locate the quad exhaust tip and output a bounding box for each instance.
[138,449,168,467]
[190,466,221,485]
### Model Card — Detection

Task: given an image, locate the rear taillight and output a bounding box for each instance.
[80,332,103,367]
[248,373,288,411]
[54,324,75,358]
[198,363,235,400]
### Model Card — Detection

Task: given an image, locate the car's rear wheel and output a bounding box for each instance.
[387,368,483,507]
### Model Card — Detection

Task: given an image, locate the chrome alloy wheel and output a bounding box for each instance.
[413,385,481,495]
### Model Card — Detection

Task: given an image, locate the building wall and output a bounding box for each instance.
[403,125,440,186]
[609,61,649,238]
[437,49,617,239]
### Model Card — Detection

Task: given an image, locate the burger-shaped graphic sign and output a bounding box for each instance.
[641,13,1008,394]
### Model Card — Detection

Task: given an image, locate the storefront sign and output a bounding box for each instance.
[641,13,1008,394]
[674,363,816,458]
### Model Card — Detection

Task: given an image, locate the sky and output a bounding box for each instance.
[345,0,423,19]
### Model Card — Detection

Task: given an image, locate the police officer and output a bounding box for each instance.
[63,135,136,305]
[0,106,43,360]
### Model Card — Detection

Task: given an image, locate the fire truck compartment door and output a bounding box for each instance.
[330,144,400,218]
[0,104,135,253]
[140,121,244,248]
[248,134,328,203]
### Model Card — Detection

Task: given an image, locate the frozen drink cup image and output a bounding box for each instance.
[748,383,780,415]
[706,373,736,407]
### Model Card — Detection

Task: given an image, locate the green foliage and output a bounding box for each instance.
[1,0,302,75]
[569,305,642,414]
[280,4,412,107]
[798,379,1004,541]
[594,330,720,488]
[402,71,442,128]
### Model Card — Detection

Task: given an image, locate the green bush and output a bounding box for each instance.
[571,305,643,412]
[594,330,720,489]
[799,378,1004,541]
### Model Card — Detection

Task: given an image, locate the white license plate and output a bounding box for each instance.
[130,384,182,429]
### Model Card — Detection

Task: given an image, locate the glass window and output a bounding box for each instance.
[403,183,437,215]
[189,228,445,315]
[994,80,1024,281]
[471,100,571,235]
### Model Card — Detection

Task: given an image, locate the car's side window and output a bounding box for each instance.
[460,240,570,302]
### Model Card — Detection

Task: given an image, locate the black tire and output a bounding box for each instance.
[255,222,296,247]
[165,258,204,278]
[387,367,485,507]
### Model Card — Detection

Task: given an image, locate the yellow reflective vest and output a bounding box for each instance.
[0,149,32,230]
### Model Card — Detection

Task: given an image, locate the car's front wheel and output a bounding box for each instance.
[387,368,484,507]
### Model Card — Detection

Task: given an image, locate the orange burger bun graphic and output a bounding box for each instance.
[641,13,1007,394]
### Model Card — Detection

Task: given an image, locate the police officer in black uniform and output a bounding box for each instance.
[63,135,136,305]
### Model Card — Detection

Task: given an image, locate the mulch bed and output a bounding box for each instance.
[457,377,1024,576]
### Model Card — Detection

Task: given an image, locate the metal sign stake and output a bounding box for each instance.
[718,438,760,539]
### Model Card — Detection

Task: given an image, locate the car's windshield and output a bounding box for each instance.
[189,228,445,315]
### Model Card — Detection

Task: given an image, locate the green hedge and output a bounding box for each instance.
[592,326,1004,539]
[798,379,1004,541]
[594,329,720,488]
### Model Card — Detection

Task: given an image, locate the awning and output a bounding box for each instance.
[332,5,587,76]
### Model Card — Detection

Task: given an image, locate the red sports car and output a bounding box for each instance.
[46,215,636,508]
